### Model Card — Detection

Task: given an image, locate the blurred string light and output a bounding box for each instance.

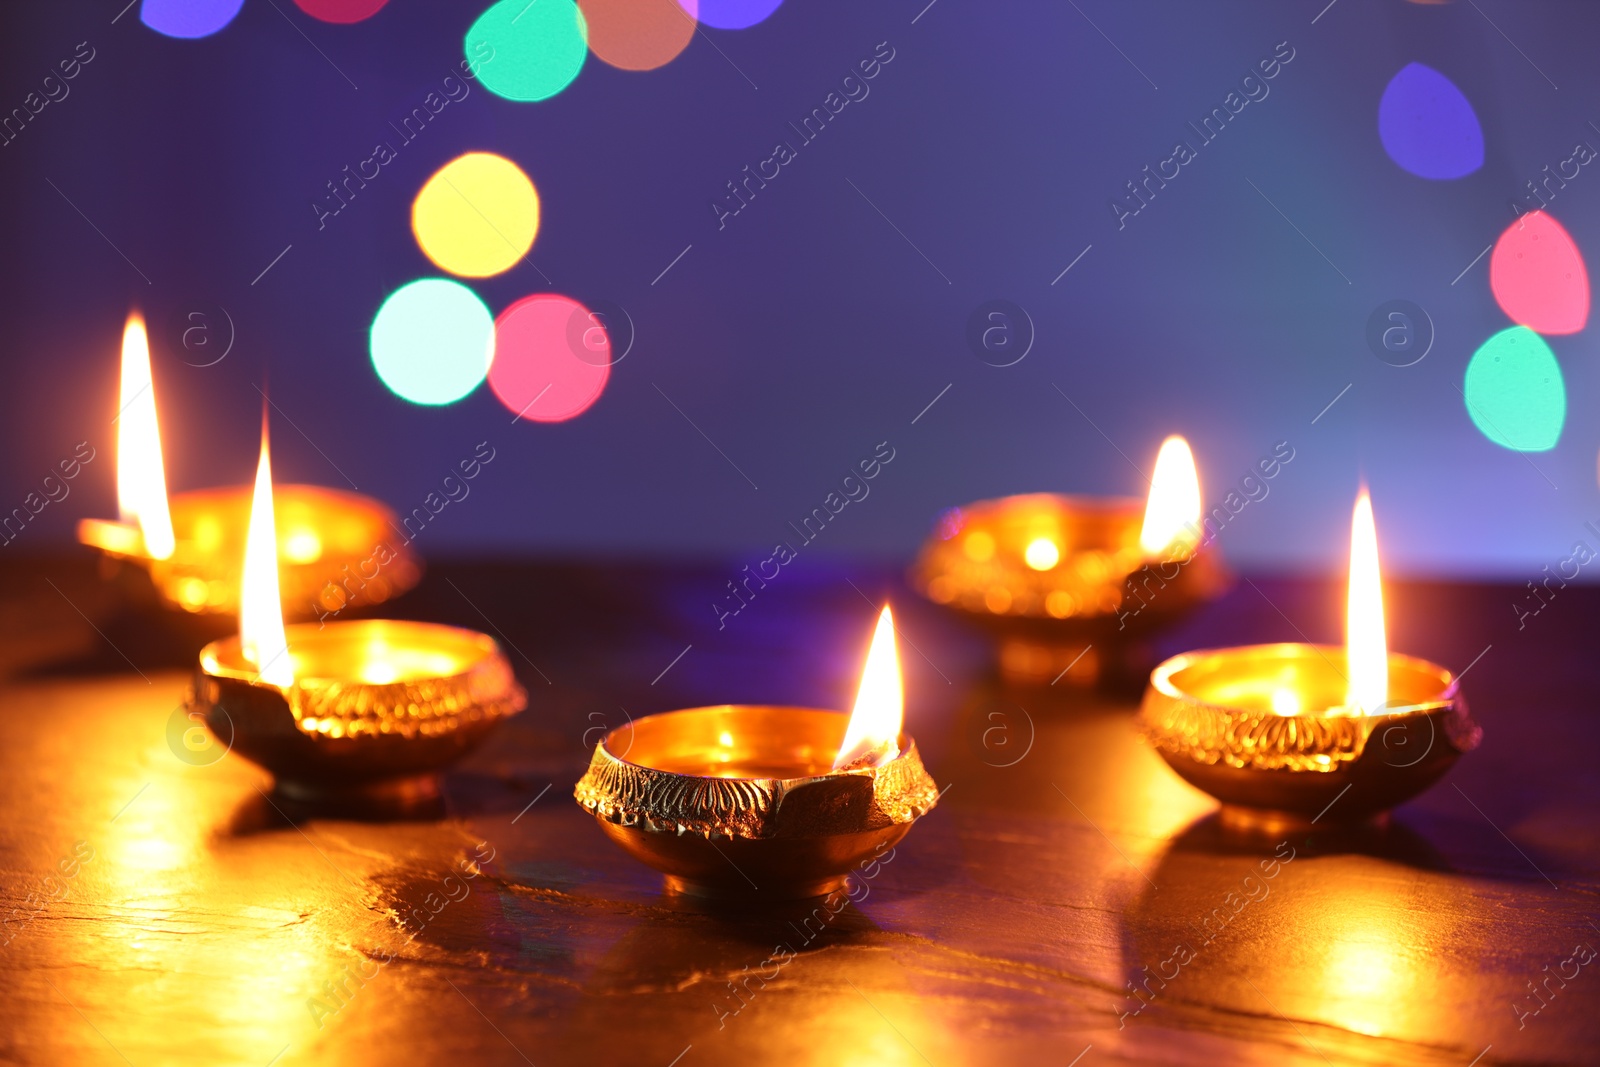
[1490,211,1589,335]
[140,0,246,38]
[466,0,590,102]
[370,279,495,406]
[489,293,612,422]
[1377,62,1482,180]
[688,0,783,30]
[578,0,698,71]
[412,152,541,278]
[1462,327,1566,453]
[292,0,389,22]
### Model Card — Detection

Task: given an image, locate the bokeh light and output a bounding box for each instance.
[1377,62,1483,180]
[140,0,246,38]
[579,0,697,71]
[1023,538,1060,571]
[466,0,589,103]
[1490,211,1589,335]
[686,0,782,30]
[1463,326,1565,452]
[412,152,540,279]
[292,0,390,22]
[370,279,495,406]
[489,293,611,423]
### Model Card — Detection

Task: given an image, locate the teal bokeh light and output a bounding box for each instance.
[1463,327,1566,452]
[370,279,495,406]
[466,0,588,103]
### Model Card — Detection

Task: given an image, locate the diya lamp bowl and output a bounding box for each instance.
[82,312,420,619]
[911,492,1228,685]
[575,606,938,900]
[79,483,421,619]
[1137,491,1481,826]
[1138,643,1479,825]
[187,619,526,804]
[574,705,939,900]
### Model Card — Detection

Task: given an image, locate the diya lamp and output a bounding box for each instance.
[77,312,420,618]
[1138,491,1481,825]
[184,421,525,805]
[574,606,941,900]
[911,436,1229,685]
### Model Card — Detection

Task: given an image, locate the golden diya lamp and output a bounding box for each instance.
[77,313,420,618]
[1138,491,1481,825]
[575,606,940,900]
[184,422,525,805]
[911,436,1229,684]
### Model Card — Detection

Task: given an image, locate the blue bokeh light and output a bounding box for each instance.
[1377,62,1484,180]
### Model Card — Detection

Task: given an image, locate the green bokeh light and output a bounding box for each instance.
[467,0,588,103]
[1463,326,1566,452]
[370,279,495,406]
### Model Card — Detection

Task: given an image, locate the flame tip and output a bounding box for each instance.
[1139,435,1202,557]
[832,603,903,770]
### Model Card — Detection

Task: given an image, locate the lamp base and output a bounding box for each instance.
[662,873,850,901]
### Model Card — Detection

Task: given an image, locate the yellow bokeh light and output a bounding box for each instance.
[1022,536,1060,571]
[962,530,995,562]
[412,152,540,278]
[281,528,322,564]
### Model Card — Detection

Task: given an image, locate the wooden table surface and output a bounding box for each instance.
[0,555,1593,1067]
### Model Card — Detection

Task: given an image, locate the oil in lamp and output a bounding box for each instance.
[574,606,940,900]
[77,312,420,618]
[1138,491,1481,824]
[911,436,1228,684]
[183,420,525,805]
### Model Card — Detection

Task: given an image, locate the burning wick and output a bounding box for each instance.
[240,415,293,688]
[833,605,904,771]
[1139,434,1202,559]
[1344,489,1388,715]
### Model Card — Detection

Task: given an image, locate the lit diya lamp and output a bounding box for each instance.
[77,312,420,617]
[1139,491,1481,824]
[911,436,1229,684]
[184,422,525,804]
[574,606,940,900]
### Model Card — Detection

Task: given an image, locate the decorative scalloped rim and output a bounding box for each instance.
[289,652,526,740]
[1141,699,1370,772]
[574,741,940,840]
[1139,692,1480,773]
[1140,644,1482,773]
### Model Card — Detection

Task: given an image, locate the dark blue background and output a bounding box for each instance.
[3,0,1596,577]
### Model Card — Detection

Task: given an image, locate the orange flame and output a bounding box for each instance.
[832,605,904,770]
[240,420,292,687]
[1139,435,1202,558]
[1345,490,1387,715]
[115,313,175,559]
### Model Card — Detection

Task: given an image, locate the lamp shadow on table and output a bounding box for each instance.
[578,890,891,994]
[219,781,450,829]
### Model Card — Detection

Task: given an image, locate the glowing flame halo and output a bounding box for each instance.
[833,606,903,770]
[116,313,175,560]
[1139,435,1202,558]
[240,420,293,687]
[1345,490,1388,715]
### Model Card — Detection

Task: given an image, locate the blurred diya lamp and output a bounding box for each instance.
[77,313,420,617]
[185,421,524,805]
[911,436,1228,684]
[1138,492,1480,826]
[575,606,940,901]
